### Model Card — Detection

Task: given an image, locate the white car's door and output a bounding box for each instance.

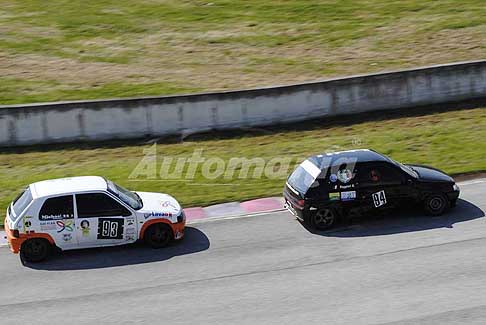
[75,192,135,248]
[37,194,77,250]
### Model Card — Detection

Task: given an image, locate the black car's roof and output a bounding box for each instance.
[308,149,389,169]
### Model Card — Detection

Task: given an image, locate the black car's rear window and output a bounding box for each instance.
[287,159,321,194]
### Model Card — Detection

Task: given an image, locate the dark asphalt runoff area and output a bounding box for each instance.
[0,179,485,324]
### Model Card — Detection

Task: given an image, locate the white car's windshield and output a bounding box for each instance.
[106,180,143,210]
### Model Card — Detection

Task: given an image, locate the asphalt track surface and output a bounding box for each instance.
[0,179,485,324]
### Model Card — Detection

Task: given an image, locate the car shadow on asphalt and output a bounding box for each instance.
[301,199,485,237]
[24,227,209,270]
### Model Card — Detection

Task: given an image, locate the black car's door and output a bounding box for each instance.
[356,162,408,211]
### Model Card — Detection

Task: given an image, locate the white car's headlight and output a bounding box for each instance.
[177,211,185,223]
[453,183,459,191]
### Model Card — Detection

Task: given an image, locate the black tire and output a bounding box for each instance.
[144,223,173,248]
[20,238,51,263]
[311,207,338,230]
[424,193,449,216]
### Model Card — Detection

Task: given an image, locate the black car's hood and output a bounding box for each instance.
[406,164,454,183]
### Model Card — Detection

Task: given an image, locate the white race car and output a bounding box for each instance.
[5,176,186,262]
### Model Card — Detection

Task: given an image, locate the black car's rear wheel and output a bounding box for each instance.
[311,207,337,230]
[424,193,449,216]
[144,223,173,248]
[20,238,51,263]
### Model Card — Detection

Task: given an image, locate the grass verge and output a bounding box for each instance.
[0,106,485,225]
[0,0,485,104]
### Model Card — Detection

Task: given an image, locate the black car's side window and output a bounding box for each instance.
[76,193,131,218]
[357,163,403,186]
[356,163,377,186]
[39,195,74,220]
[375,164,404,185]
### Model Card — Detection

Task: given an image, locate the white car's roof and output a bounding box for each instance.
[30,176,108,199]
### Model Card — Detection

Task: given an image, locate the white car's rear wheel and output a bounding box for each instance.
[20,238,51,263]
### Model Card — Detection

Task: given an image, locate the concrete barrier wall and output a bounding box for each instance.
[1,61,485,147]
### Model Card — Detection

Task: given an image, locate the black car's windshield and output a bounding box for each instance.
[387,157,419,178]
[106,180,143,210]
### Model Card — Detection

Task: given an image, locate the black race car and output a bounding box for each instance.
[283,149,460,230]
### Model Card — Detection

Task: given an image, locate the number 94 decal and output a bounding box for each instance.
[372,190,387,208]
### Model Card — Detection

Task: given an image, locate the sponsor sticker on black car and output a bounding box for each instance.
[340,191,356,201]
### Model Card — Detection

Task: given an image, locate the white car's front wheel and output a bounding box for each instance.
[144,224,173,248]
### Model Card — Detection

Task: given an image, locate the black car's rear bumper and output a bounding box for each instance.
[283,187,307,221]
[284,199,306,221]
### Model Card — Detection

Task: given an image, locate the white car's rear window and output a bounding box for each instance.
[11,188,33,220]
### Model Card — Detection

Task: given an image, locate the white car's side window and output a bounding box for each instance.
[76,193,131,218]
[39,195,75,221]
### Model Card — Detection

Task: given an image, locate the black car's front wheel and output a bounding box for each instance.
[311,207,338,230]
[424,193,449,216]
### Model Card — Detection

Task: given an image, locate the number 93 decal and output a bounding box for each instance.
[97,218,124,240]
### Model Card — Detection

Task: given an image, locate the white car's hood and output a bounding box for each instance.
[136,191,182,222]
